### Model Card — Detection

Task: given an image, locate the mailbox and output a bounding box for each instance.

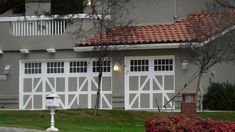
[46,91,60,108]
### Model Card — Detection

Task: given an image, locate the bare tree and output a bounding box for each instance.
[21,0,132,115]
[215,0,235,8]
[73,0,133,116]
[181,11,235,110]
[205,0,235,12]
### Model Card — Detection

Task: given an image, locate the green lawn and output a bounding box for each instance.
[0,109,158,132]
[0,110,235,132]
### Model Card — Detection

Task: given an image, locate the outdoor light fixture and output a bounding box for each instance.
[210,69,216,83]
[4,65,10,74]
[0,64,10,80]
[182,60,189,70]
[113,63,120,71]
[87,0,92,7]
[0,50,3,54]
[46,48,56,53]
[20,49,29,54]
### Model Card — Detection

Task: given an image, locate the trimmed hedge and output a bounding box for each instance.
[144,115,235,132]
[203,83,235,110]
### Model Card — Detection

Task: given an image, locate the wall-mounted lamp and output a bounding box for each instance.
[211,70,215,76]
[210,69,216,83]
[0,64,10,81]
[4,64,10,74]
[87,0,92,7]
[113,63,120,71]
[182,60,189,70]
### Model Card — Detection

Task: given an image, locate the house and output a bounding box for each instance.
[0,0,235,110]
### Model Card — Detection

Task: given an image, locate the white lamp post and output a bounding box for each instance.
[46,91,60,132]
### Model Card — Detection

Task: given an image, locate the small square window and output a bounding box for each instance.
[70,61,87,73]
[154,59,173,72]
[130,59,149,72]
[92,60,111,73]
[47,62,64,74]
[24,62,42,74]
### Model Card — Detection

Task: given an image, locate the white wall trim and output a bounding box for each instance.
[0,13,111,22]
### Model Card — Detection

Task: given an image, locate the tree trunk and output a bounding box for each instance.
[196,71,202,93]
[93,60,103,116]
[196,69,203,110]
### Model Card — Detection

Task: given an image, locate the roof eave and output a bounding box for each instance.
[73,42,190,52]
[199,24,235,46]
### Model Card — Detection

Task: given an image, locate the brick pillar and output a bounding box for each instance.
[181,93,197,118]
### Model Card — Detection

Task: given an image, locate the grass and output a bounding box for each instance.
[0,110,235,132]
[0,109,159,132]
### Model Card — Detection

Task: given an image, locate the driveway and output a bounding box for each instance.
[0,127,46,132]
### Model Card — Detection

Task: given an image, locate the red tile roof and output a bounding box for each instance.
[76,11,235,47]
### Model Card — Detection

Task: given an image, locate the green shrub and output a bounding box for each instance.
[203,83,235,110]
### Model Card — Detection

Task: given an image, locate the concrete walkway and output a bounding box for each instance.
[0,127,46,132]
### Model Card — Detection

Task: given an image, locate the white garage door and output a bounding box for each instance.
[19,59,112,110]
[125,56,175,110]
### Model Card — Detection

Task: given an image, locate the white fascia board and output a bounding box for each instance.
[0,13,111,22]
[73,43,188,52]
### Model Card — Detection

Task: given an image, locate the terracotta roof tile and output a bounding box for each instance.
[76,11,235,47]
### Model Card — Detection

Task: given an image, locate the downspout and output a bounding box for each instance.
[173,0,178,21]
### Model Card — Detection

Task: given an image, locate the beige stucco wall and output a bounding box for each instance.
[0,0,214,51]
[0,0,234,109]
[0,48,234,109]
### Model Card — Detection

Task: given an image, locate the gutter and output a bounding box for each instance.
[73,43,188,52]
[199,24,235,46]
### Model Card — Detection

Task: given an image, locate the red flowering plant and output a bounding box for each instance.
[144,115,235,132]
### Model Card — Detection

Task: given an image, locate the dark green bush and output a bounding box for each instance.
[51,0,84,15]
[203,83,235,110]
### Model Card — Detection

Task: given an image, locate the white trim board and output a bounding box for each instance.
[0,13,111,22]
